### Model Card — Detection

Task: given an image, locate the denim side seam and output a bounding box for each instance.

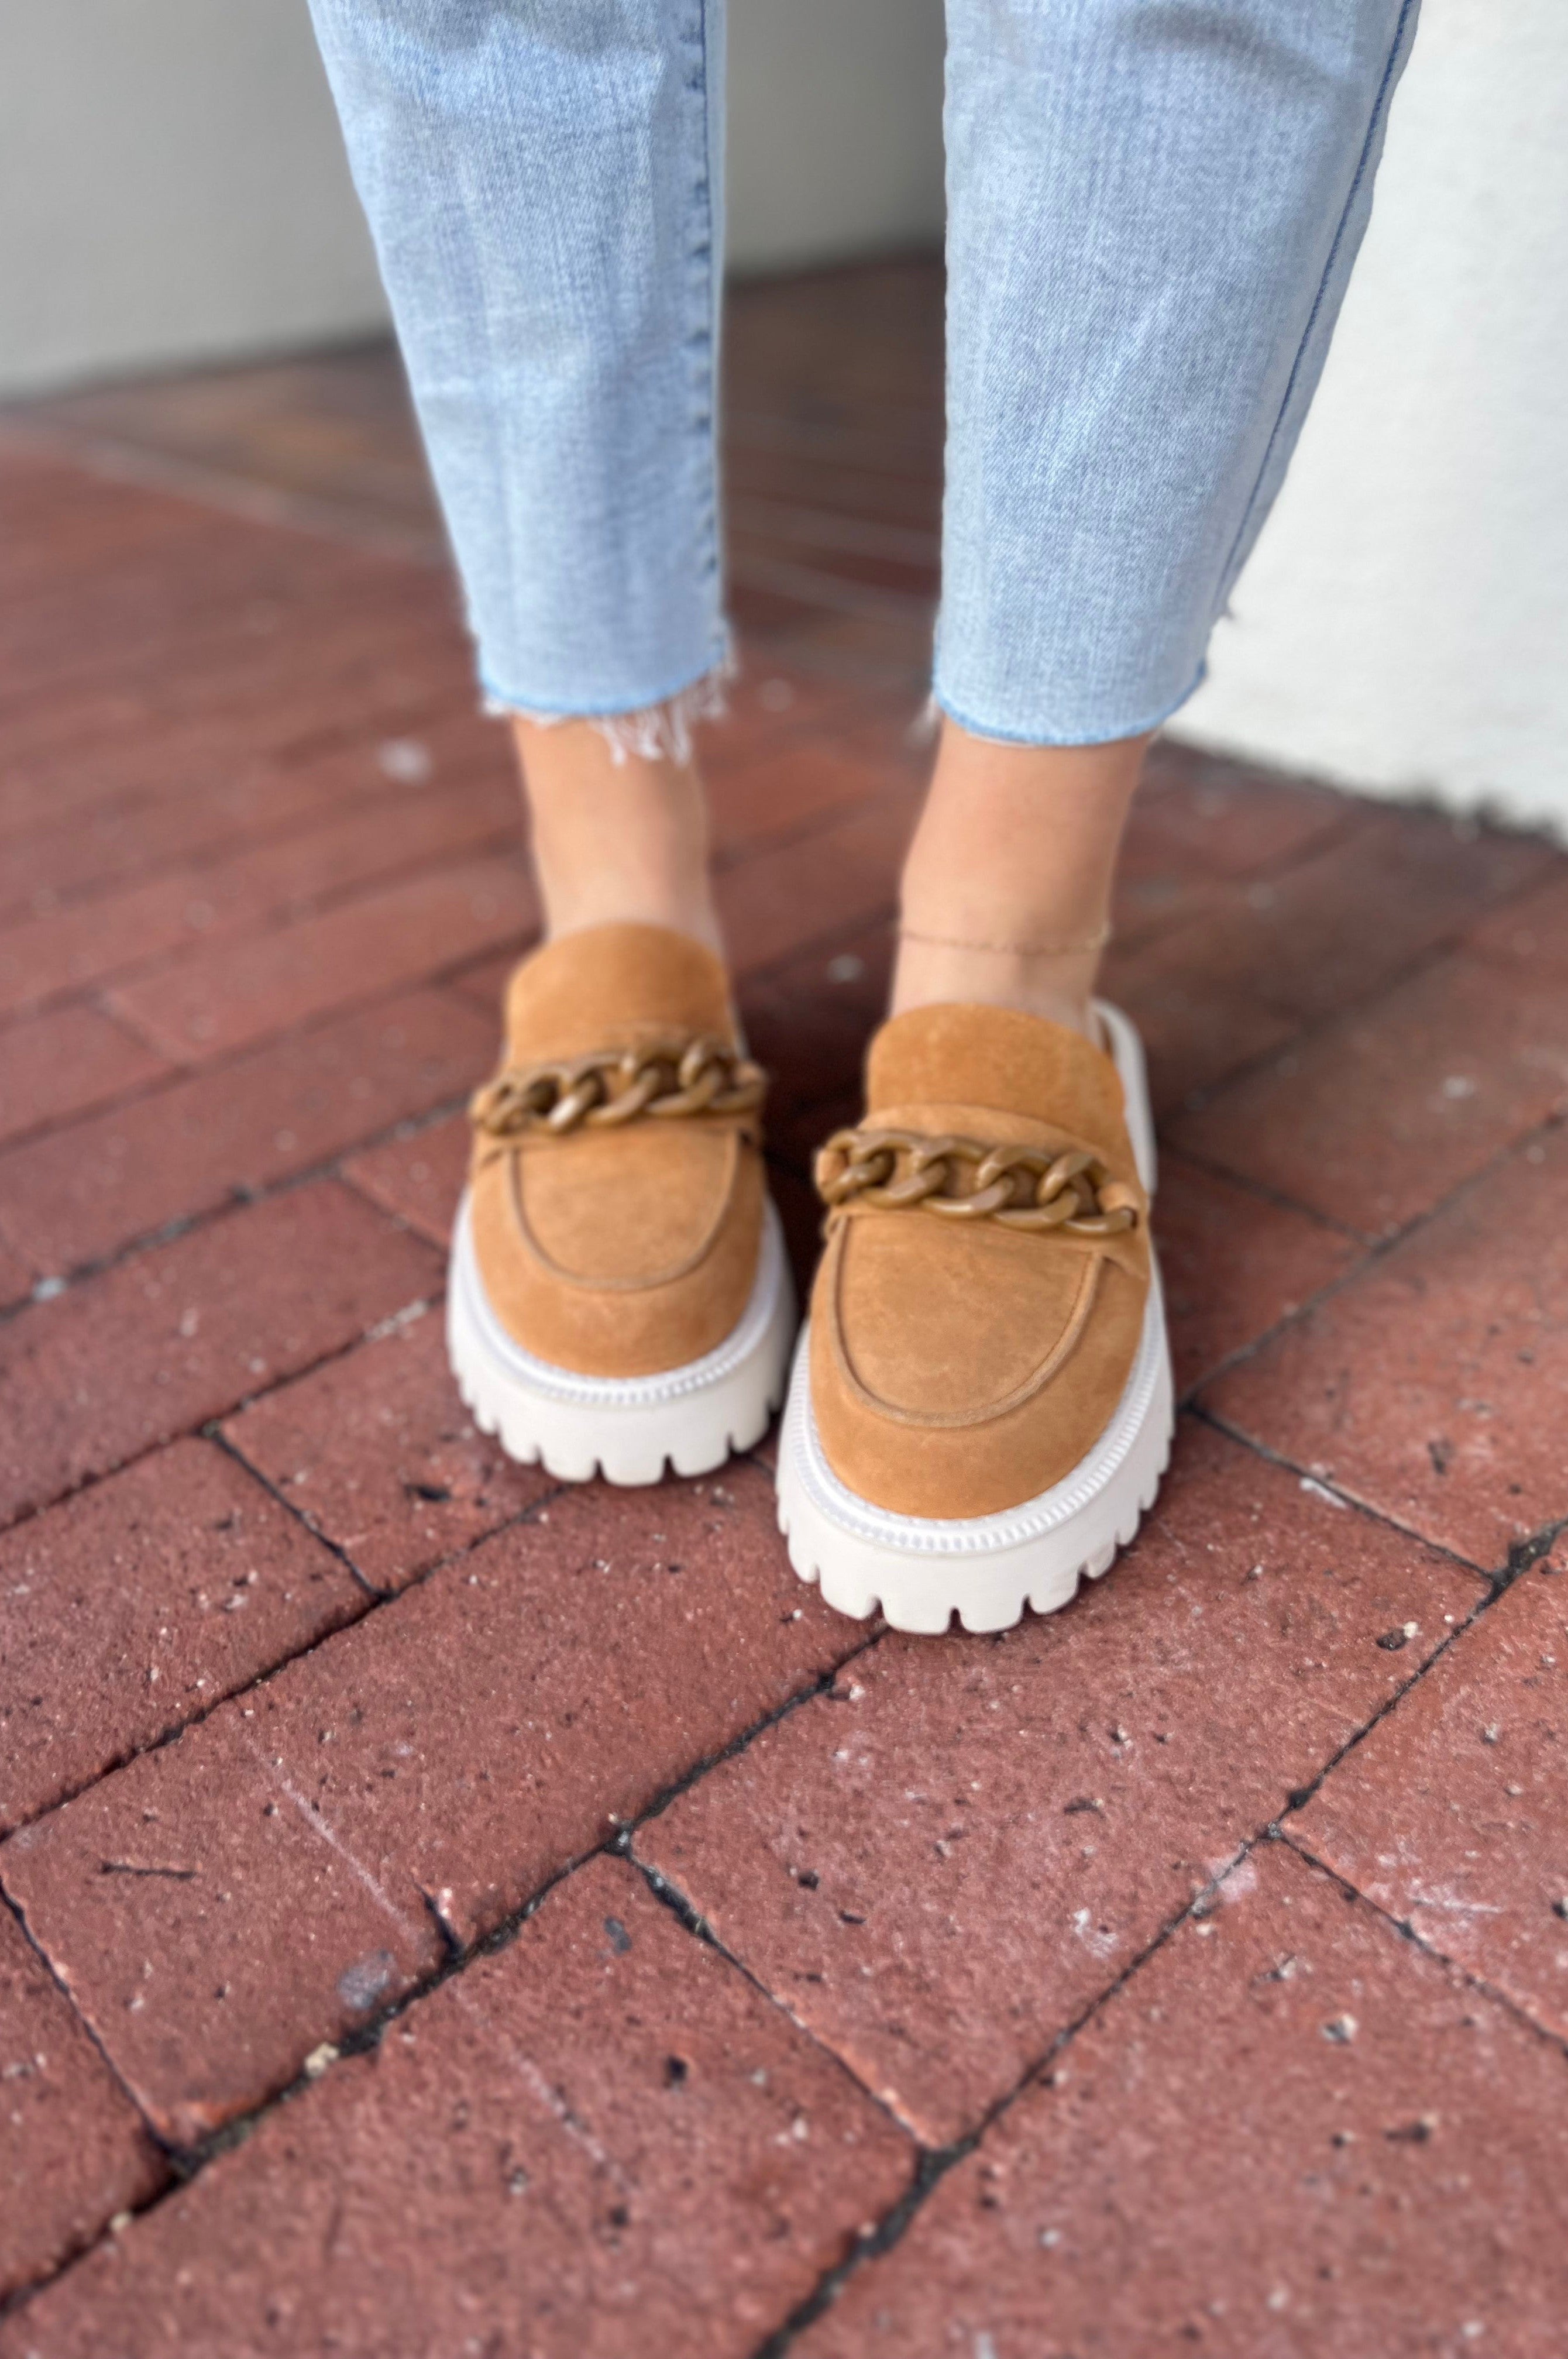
[482,0,732,764]
[683,0,723,613]
[1208,0,1422,619]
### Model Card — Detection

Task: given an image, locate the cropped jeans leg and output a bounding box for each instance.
[307,0,728,734]
[936,0,1421,744]
[310,0,1419,750]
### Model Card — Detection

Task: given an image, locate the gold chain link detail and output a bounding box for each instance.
[814,1126,1138,1237]
[470,1033,766,1142]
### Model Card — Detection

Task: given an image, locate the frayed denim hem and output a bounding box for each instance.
[482,637,735,766]
[929,662,1208,752]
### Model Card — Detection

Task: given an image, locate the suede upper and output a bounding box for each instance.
[469,924,765,1378]
[808,1002,1151,1519]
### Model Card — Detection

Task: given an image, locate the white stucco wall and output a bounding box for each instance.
[1175,0,1568,834]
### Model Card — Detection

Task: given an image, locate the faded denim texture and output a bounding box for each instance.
[311,0,1418,744]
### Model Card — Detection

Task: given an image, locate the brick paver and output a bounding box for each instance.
[2,264,1564,2343]
[0,1436,363,1834]
[0,987,493,1275]
[0,1861,912,2358]
[793,1845,1568,2359]
[1152,1151,1363,1397]
[1,868,238,1020]
[1206,1124,1568,1570]
[0,706,493,913]
[1100,924,1301,1116]
[1293,1558,1568,2037]
[1173,952,1568,1237]
[223,1304,551,1593]
[1123,805,1557,1036]
[640,1422,1482,2144]
[107,855,537,1062]
[4,1696,449,2151]
[1109,755,1364,957]
[0,635,472,846]
[1466,863,1568,981]
[716,795,912,978]
[442,944,516,1013]
[738,924,892,1143]
[0,1004,170,1152]
[339,1107,469,1247]
[0,1181,440,1526]
[0,1240,31,1312]
[2,1466,860,2143]
[12,703,467,923]
[0,1909,166,2302]
[708,734,906,864]
[0,762,515,1022]
[1131,739,1356,882]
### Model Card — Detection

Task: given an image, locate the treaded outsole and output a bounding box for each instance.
[776,1414,1172,1635]
[453,1363,786,1488]
[448,1196,796,1488]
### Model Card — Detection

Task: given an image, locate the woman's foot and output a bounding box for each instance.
[449,922,794,1484]
[776,715,1171,1631]
[511,717,724,953]
[776,996,1171,1632]
[448,716,790,1482]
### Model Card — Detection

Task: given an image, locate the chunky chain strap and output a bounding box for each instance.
[471,1033,766,1141]
[814,1126,1138,1237]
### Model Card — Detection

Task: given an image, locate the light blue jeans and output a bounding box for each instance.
[308,0,1418,747]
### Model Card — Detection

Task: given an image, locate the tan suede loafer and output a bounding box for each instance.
[447,923,795,1484]
[776,999,1173,1632]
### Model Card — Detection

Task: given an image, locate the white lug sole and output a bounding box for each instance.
[448,1194,795,1487]
[775,999,1174,1635]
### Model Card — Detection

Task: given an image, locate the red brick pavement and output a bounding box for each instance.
[1,262,1564,2351]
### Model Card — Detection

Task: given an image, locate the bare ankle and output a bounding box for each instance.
[889,717,1148,1040]
[891,938,1102,1038]
[511,717,723,956]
